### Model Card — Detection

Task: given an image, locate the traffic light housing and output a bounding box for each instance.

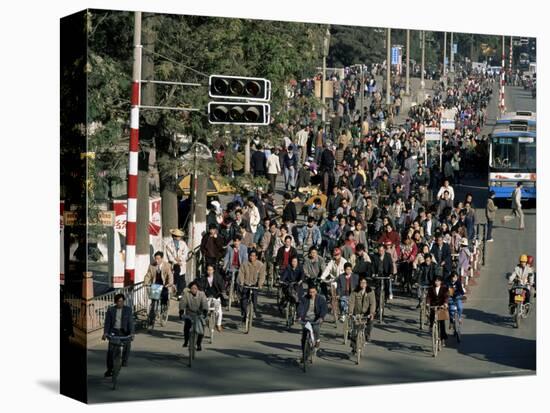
[209,75,271,101]
[208,102,270,125]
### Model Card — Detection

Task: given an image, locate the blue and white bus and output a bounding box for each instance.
[489,119,536,200]
[495,111,536,126]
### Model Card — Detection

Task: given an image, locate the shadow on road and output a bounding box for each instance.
[463,308,515,328]
[457,333,536,371]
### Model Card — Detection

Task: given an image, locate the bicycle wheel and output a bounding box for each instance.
[148,301,157,331]
[188,329,196,367]
[227,279,234,311]
[356,330,364,365]
[419,303,425,330]
[245,303,253,334]
[432,321,439,358]
[112,345,122,390]
[303,340,309,373]
[290,304,296,329]
[343,316,349,345]
[160,300,169,327]
[454,313,461,343]
[285,303,291,330]
[379,287,385,323]
[209,311,215,344]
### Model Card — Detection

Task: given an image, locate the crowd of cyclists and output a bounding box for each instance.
[102,65,536,376]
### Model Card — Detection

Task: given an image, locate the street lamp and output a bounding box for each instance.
[181,142,213,278]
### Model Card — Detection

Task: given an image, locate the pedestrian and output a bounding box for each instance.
[283,145,298,190]
[266,147,281,193]
[485,190,497,242]
[250,144,267,177]
[502,182,525,230]
[163,228,189,297]
[296,125,310,165]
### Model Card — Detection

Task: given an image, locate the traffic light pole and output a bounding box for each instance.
[124,11,142,286]
[386,28,391,106]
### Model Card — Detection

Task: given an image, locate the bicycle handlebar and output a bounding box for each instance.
[106,334,133,343]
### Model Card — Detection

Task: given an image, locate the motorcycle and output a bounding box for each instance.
[509,283,531,328]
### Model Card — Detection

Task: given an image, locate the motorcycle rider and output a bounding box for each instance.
[507,254,534,312]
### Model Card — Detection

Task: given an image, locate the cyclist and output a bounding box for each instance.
[348,277,376,348]
[276,235,299,276]
[280,256,305,311]
[303,246,326,282]
[336,262,359,321]
[298,216,322,254]
[163,228,189,298]
[179,281,209,351]
[238,249,266,323]
[446,270,465,325]
[297,283,328,354]
[353,243,372,279]
[416,252,438,308]
[426,276,449,346]
[102,293,134,377]
[198,264,225,332]
[144,249,174,297]
[507,254,535,312]
[223,234,248,295]
[321,247,348,298]
[370,243,393,304]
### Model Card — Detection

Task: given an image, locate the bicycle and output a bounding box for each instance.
[185,314,203,367]
[242,285,259,334]
[206,299,220,344]
[429,305,446,357]
[147,284,170,331]
[106,334,132,390]
[349,314,368,365]
[343,311,352,345]
[369,275,390,323]
[418,285,430,330]
[300,320,321,373]
[226,268,239,312]
[328,281,339,329]
[280,281,299,330]
[448,296,463,343]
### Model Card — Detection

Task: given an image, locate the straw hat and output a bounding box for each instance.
[170,228,184,237]
[460,237,468,246]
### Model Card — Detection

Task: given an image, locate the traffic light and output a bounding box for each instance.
[209,75,271,101]
[208,102,270,125]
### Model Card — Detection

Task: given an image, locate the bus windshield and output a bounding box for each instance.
[491,136,536,171]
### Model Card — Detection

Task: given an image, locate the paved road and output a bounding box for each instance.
[86,84,536,404]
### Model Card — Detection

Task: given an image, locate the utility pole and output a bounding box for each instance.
[509,36,513,77]
[244,131,251,174]
[450,32,454,73]
[321,27,330,124]
[421,30,425,90]
[124,11,142,286]
[360,66,365,123]
[443,31,447,81]
[386,28,391,106]
[500,35,506,114]
[406,29,410,95]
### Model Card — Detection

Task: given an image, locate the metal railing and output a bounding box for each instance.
[64,282,149,333]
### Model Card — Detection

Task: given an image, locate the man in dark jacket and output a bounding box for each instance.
[282,193,297,224]
[200,224,225,270]
[102,293,135,377]
[280,256,306,309]
[250,144,267,177]
[430,234,452,280]
[198,264,225,332]
[297,283,328,352]
[336,263,359,320]
[370,244,393,306]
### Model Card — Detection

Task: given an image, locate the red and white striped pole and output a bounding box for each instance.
[124,11,142,286]
[500,35,506,114]
[509,36,513,77]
